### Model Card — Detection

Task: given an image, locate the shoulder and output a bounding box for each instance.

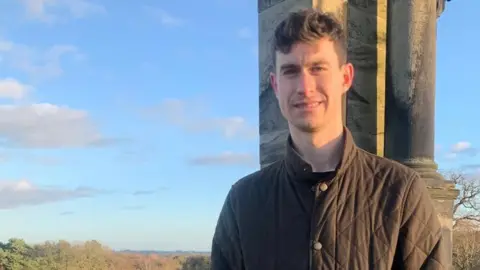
[231,160,283,193]
[356,148,418,182]
[224,160,283,208]
[353,150,434,220]
[353,148,421,199]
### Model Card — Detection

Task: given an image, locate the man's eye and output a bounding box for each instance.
[312,66,325,72]
[283,69,297,75]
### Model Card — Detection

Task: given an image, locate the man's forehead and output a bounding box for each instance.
[276,51,331,66]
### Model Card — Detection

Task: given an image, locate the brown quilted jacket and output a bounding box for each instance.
[211,128,447,270]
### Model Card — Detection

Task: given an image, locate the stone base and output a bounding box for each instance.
[401,158,445,187]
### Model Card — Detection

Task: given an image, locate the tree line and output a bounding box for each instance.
[0,238,210,270]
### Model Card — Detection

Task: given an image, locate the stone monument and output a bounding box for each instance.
[258,0,459,267]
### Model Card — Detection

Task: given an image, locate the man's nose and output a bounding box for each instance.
[296,71,315,96]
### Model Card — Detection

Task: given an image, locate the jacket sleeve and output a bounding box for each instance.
[393,173,449,270]
[211,187,244,270]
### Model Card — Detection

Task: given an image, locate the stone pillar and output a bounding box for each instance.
[346,0,387,157]
[384,0,458,268]
[258,0,347,167]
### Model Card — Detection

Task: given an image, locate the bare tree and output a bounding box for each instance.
[448,171,480,269]
[452,226,480,270]
[445,171,480,229]
[181,256,211,270]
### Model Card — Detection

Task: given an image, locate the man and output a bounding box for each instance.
[211,9,447,270]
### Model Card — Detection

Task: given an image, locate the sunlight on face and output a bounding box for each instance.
[270,38,353,133]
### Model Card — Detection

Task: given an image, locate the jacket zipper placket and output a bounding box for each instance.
[309,175,340,270]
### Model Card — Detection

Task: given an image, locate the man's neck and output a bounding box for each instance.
[290,123,345,172]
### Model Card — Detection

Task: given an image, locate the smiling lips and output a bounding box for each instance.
[292,101,323,110]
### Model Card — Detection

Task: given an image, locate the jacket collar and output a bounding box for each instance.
[284,127,358,180]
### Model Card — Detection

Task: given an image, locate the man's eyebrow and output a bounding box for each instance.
[309,60,330,66]
[279,63,299,71]
[280,60,330,71]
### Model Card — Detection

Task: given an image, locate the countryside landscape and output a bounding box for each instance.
[0,171,478,270]
[1,0,479,269]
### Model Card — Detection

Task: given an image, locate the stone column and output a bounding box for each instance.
[346,0,387,157]
[258,0,347,167]
[384,0,458,268]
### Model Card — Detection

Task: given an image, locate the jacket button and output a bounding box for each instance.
[313,242,322,250]
[319,183,328,191]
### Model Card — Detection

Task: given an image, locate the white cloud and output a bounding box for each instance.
[0,38,81,79]
[0,78,32,100]
[144,6,185,27]
[188,152,256,166]
[144,98,257,140]
[0,76,119,149]
[20,0,105,22]
[443,141,478,159]
[0,103,116,148]
[0,179,100,209]
[452,141,471,152]
[131,187,167,196]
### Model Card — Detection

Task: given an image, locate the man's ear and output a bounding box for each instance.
[270,72,278,95]
[342,62,354,93]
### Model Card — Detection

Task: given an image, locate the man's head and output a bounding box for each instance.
[270,9,353,134]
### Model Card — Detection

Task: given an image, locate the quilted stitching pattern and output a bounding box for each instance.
[311,161,404,269]
[395,173,446,269]
[309,154,446,269]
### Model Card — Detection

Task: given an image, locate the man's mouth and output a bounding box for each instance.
[293,101,322,109]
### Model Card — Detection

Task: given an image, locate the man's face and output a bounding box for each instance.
[270,38,354,133]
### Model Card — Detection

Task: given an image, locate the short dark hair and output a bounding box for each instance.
[272,9,347,66]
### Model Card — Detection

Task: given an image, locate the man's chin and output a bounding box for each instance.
[290,121,324,133]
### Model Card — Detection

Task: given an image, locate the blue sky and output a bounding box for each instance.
[0,0,478,251]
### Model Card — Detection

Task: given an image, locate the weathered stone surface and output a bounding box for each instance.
[349,0,385,16]
[438,215,454,268]
[431,188,457,269]
[258,0,287,13]
[315,0,348,21]
[384,0,458,267]
[346,0,387,156]
[384,0,437,162]
[259,85,289,166]
[437,0,446,17]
